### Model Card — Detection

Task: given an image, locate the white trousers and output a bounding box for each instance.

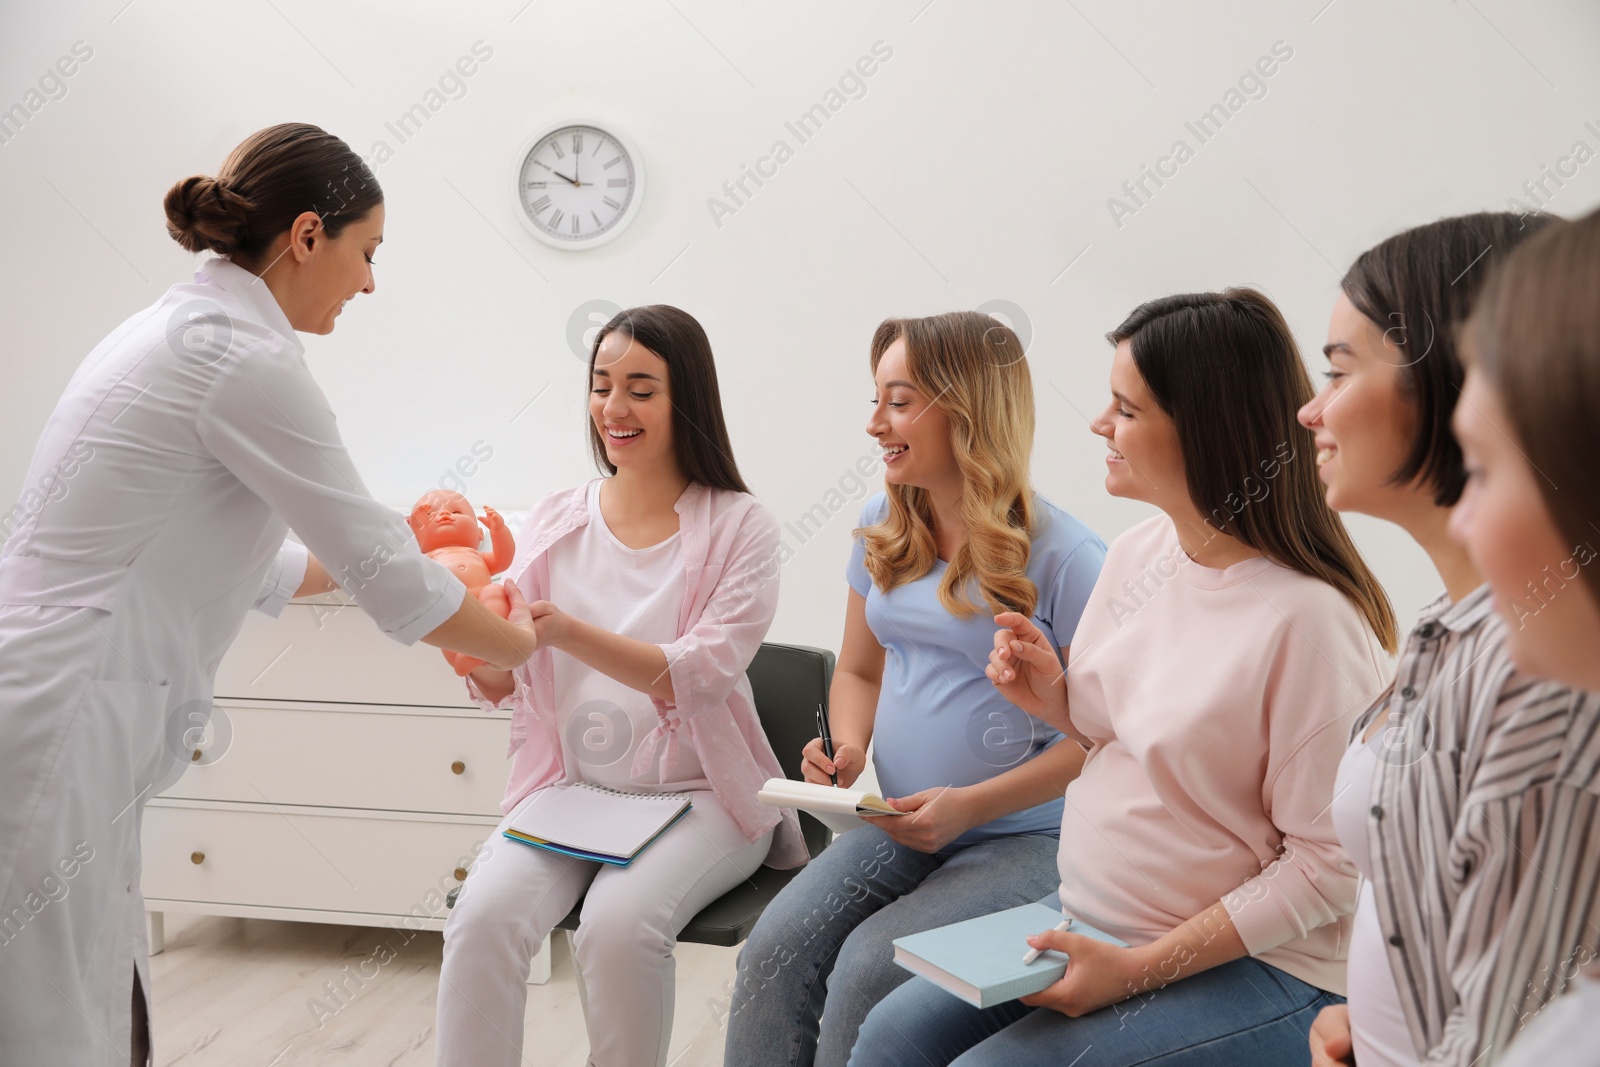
[436,787,771,1067]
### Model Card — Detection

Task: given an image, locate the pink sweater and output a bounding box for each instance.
[1058,514,1391,993]
[465,479,808,871]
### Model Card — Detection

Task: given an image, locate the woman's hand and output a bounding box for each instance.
[1310,1004,1356,1067]
[871,786,978,854]
[987,612,1068,721]
[1016,930,1159,1017]
[515,587,566,650]
[489,581,558,668]
[801,737,865,789]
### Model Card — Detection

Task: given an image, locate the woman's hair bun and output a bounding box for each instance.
[163,174,253,255]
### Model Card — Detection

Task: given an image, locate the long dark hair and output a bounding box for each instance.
[163,122,381,262]
[1341,211,1560,506]
[1109,288,1398,653]
[587,305,751,494]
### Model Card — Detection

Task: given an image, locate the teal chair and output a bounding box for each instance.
[446,642,835,946]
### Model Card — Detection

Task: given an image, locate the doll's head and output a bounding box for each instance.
[409,490,481,552]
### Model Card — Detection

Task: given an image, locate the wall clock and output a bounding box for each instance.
[513,122,643,250]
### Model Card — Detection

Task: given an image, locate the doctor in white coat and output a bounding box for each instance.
[0,122,541,1065]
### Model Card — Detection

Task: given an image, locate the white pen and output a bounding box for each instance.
[1022,918,1074,964]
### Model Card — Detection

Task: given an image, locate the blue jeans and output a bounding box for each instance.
[848,917,1345,1067]
[722,825,1061,1067]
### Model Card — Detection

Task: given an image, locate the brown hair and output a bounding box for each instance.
[1461,207,1600,606]
[1341,212,1560,506]
[857,311,1039,619]
[1109,288,1399,653]
[163,122,381,262]
[588,305,751,494]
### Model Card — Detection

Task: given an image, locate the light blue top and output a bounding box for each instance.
[846,491,1106,850]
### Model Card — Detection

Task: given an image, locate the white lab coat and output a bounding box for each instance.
[0,257,466,1065]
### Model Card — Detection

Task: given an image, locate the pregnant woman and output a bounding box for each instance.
[724,311,1107,1067]
[850,289,1396,1066]
[1301,213,1600,1067]
[437,305,807,1067]
[0,123,539,1066]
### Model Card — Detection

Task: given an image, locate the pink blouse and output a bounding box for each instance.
[466,478,808,870]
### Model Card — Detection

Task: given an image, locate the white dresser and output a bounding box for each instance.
[141,584,553,983]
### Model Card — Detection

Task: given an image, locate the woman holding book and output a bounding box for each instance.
[1296,214,1600,1067]
[849,288,1396,1065]
[436,305,806,1067]
[722,311,1108,1067]
[1447,208,1600,1067]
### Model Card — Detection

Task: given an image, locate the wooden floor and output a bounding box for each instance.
[148,912,741,1066]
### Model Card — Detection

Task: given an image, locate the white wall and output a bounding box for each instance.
[3,0,1598,648]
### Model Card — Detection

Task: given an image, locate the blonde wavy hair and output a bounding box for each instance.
[857,311,1039,619]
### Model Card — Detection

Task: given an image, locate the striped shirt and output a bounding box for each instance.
[1353,584,1600,1065]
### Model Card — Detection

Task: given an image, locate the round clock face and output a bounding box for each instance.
[513,123,642,249]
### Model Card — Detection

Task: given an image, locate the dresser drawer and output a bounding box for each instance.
[159,703,510,815]
[141,801,501,916]
[216,595,481,708]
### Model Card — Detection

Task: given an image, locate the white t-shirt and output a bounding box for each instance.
[1331,732,1417,1066]
[546,479,708,792]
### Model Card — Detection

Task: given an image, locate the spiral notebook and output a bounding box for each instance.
[502,782,692,867]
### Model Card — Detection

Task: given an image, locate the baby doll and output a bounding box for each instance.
[408,489,515,676]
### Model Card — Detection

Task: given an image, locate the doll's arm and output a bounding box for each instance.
[481,506,516,575]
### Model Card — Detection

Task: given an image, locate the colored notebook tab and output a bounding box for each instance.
[502,782,691,867]
[756,777,909,835]
[892,902,1131,1009]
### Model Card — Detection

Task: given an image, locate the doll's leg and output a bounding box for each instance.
[477,582,511,619]
[447,584,512,676]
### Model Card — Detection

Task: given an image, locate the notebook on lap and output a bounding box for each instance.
[891,901,1130,1009]
[502,782,691,867]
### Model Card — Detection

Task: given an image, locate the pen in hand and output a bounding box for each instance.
[815,702,838,787]
[1022,919,1074,964]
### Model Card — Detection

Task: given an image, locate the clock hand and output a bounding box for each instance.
[553,169,579,186]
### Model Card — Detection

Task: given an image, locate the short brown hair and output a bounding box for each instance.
[163,122,381,261]
[1341,212,1558,506]
[1461,207,1600,606]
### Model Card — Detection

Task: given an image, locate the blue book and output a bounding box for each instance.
[891,902,1130,1008]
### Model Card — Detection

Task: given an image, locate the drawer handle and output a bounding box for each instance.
[453,867,468,882]
[190,851,205,865]
[451,761,466,775]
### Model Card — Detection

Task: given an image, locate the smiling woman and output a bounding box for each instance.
[439,303,805,1067]
[0,121,541,1067]
[164,123,387,335]
[1297,212,1600,1067]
